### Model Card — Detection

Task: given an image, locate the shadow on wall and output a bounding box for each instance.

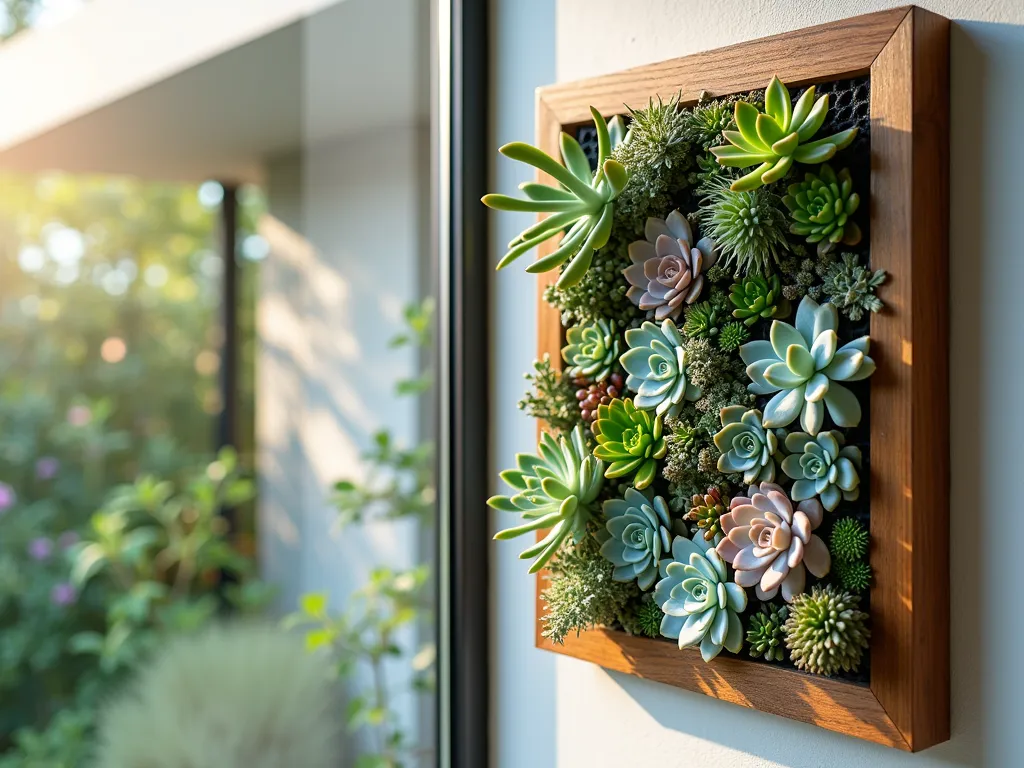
[587,18,1024,768]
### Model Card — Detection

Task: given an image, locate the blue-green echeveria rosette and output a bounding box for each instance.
[562,318,620,382]
[739,296,875,435]
[601,488,672,591]
[654,532,747,662]
[620,319,702,418]
[781,430,862,511]
[488,424,604,573]
[713,406,780,484]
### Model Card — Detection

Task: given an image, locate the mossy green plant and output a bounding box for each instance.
[488,425,604,573]
[592,398,667,490]
[822,253,887,322]
[710,75,859,191]
[682,301,725,340]
[830,517,869,563]
[835,559,873,594]
[482,109,629,288]
[717,321,750,352]
[632,598,665,639]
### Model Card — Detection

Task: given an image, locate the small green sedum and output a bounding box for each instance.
[783,164,862,254]
[488,424,604,573]
[740,296,875,435]
[654,532,747,662]
[600,488,673,591]
[562,318,620,382]
[592,398,667,490]
[730,273,790,326]
[711,75,858,192]
[620,318,702,419]
[781,430,862,511]
[482,110,629,289]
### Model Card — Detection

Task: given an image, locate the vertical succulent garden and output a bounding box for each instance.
[487,75,883,679]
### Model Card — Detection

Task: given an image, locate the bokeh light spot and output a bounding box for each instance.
[100,337,127,363]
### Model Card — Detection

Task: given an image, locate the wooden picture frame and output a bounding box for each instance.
[532,6,949,752]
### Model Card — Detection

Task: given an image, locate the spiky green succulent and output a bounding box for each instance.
[654,532,747,662]
[830,517,869,564]
[783,165,862,254]
[730,274,789,326]
[835,559,872,594]
[621,319,702,418]
[747,604,788,662]
[488,425,604,573]
[717,322,750,352]
[822,253,887,322]
[482,109,629,289]
[784,585,870,676]
[682,301,725,340]
[562,318,620,382]
[600,488,672,590]
[632,598,665,639]
[592,398,667,490]
[711,75,859,191]
[781,430,862,511]
[699,180,789,275]
[713,405,780,485]
[741,296,876,434]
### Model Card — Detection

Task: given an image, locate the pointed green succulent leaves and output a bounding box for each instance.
[710,76,858,192]
[488,425,604,574]
[739,296,875,435]
[482,109,629,289]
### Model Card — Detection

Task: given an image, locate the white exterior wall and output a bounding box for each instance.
[490,1,1024,766]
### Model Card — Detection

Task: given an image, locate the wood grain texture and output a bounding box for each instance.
[868,7,951,751]
[527,5,949,752]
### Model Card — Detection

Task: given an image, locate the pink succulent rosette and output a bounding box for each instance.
[623,210,717,321]
[715,481,830,602]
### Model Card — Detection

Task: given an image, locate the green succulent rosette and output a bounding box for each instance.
[600,487,672,591]
[781,430,861,511]
[710,76,858,191]
[740,296,876,435]
[783,164,862,253]
[713,405,780,485]
[592,398,667,490]
[482,110,629,289]
[488,424,604,573]
[729,274,789,326]
[654,532,747,662]
[562,318,620,382]
[620,318,701,418]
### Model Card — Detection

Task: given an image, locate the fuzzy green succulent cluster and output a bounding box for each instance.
[699,179,789,276]
[717,322,750,352]
[682,300,725,340]
[611,93,694,239]
[629,598,665,639]
[540,532,640,645]
[517,355,583,434]
[543,241,643,327]
[830,517,872,593]
[747,604,788,662]
[784,585,870,676]
[662,417,724,510]
[822,253,887,322]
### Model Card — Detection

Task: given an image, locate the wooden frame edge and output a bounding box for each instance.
[529,6,949,752]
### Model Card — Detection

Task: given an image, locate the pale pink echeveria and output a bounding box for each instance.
[739,295,875,435]
[715,481,830,603]
[623,210,717,322]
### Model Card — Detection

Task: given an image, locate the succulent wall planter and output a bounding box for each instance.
[491,6,948,753]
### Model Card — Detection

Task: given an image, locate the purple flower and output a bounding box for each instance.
[66,405,92,427]
[57,531,80,550]
[0,483,15,513]
[27,537,54,561]
[50,582,77,607]
[35,457,60,480]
